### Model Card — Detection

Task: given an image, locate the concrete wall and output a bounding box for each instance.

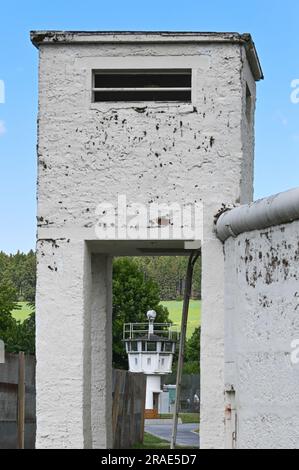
[224,219,299,448]
[34,33,258,448]
[36,241,113,448]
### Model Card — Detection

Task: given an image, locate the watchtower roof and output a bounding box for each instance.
[30,30,263,81]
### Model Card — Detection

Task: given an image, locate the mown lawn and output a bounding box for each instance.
[133,433,170,449]
[11,300,201,337]
[132,432,196,449]
[160,300,201,338]
[158,413,200,424]
[11,302,33,322]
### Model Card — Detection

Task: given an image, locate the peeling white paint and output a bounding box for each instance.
[224,220,299,449]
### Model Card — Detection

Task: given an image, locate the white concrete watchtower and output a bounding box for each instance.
[31,31,262,449]
[124,310,178,417]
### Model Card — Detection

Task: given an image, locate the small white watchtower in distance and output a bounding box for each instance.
[123,310,179,418]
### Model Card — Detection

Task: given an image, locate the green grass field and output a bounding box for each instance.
[11,299,201,337]
[159,413,199,424]
[132,432,196,449]
[160,300,201,338]
[11,302,33,322]
[133,433,170,449]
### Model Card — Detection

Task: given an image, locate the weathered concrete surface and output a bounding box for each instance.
[36,241,113,449]
[224,219,299,448]
[36,239,89,448]
[33,32,260,449]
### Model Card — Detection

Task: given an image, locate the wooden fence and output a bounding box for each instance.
[0,353,36,449]
[112,370,146,449]
[0,355,146,449]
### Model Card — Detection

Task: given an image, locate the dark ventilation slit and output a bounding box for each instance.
[92,69,192,103]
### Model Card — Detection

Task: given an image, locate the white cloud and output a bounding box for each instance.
[0,120,6,136]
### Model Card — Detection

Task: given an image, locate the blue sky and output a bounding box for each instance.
[0,0,298,253]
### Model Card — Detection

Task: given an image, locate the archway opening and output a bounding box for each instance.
[110,252,201,449]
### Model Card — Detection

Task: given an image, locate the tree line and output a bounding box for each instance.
[0,251,201,303]
[133,256,201,300]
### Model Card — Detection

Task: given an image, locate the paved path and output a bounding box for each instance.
[145,423,199,448]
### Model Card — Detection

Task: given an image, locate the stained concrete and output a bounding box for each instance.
[222,208,299,448]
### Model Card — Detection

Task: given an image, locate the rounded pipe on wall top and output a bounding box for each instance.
[216,187,299,242]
